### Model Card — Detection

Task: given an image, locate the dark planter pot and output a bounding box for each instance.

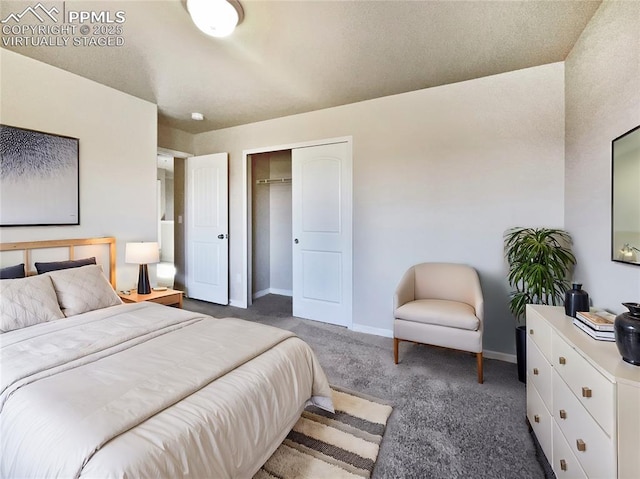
[516,325,527,383]
[615,302,640,366]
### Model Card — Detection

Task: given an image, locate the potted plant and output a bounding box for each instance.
[504,227,576,382]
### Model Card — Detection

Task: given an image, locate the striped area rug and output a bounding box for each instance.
[255,387,393,479]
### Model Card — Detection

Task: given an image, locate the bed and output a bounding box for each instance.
[0,237,333,479]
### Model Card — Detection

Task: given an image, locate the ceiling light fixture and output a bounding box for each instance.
[191,112,204,121]
[186,0,244,38]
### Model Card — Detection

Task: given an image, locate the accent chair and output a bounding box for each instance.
[393,262,484,383]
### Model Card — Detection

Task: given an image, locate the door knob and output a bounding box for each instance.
[217,234,225,239]
[294,238,299,244]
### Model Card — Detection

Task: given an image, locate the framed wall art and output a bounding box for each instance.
[0,124,79,226]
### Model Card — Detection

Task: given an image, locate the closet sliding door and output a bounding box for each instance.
[292,142,352,328]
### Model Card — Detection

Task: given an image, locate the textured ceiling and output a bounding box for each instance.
[1,0,601,134]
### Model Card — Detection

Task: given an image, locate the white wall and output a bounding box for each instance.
[0,49,158,289]
[250,151,293,298]
[268,151,292,294]
[158,124,194,156]
[195,63,566,355]
[564,1,640,314]
[251,154,271,295]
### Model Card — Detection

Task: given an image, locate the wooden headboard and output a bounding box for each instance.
[0,237,117,288]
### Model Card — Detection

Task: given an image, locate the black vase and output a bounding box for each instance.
[614,302,640,366]
[564,283,589,317]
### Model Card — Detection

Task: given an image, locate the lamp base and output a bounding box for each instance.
[137,264,151,294]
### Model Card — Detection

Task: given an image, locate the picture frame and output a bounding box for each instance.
[0,124,79,226]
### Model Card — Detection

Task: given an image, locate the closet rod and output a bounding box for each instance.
[256,178,292,185]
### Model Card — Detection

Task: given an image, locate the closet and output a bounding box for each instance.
[246,139,352,327]
[251,150,292,299]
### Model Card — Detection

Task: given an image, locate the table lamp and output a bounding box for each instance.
[619,243,639,263]
[125,242,159,294]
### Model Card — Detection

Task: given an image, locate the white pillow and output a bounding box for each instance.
[46,264,122,317]
[0,274,65,332]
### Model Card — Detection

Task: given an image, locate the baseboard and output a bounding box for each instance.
[269,288,292,297]
[484,350,517,364]
[351,323,394,338]
[227,297,517,364]
[252,289,270,300]
[252,288,293,300]
[350,324,515,363]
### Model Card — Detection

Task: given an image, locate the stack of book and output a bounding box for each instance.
[573,310,616,341]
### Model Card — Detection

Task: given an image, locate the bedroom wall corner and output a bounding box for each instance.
[564,1,640,315]
[158,123,195,156]
[0,48,158,289]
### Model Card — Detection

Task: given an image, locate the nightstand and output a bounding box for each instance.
[118,288,183,308]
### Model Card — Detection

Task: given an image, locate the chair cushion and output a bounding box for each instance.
[394,299,479,331]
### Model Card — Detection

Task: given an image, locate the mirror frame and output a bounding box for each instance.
[611,124,640,266]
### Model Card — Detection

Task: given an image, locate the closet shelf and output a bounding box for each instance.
[256,178,292,185]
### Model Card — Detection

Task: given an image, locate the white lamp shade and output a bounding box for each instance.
[187,0,239,37]
[125,242,160,264]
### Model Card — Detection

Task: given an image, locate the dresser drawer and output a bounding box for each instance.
[527,381,552,462]
[552,371,616,479]
[552,333,615,435]
[527,309,552,362]
[552,421,587,479]
[527,336,552,410]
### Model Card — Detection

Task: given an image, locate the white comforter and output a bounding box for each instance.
[0,302,333,479]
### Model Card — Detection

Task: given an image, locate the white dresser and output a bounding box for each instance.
[526,305,640,479]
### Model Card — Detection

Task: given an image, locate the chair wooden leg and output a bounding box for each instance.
[477,352,484,384]
[393,338,399,364]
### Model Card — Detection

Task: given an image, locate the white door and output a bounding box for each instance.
[186,153,229,304]
[292,142,352,327]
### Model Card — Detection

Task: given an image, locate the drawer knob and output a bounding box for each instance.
[534,414,540,423]
[529,329,534,335]
[560,459,567,471]
[559,356,566,365]
[533,368,539,375]
[582,387,592,398]
[576,439,586,452]
[559,409,567,419]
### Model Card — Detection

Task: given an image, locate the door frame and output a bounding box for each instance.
[157,147,191,294]
[241,136,353,313]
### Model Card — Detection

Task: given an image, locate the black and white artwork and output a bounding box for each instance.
[0,125,79,226]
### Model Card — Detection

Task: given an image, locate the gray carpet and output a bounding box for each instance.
[183,295,547,479]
